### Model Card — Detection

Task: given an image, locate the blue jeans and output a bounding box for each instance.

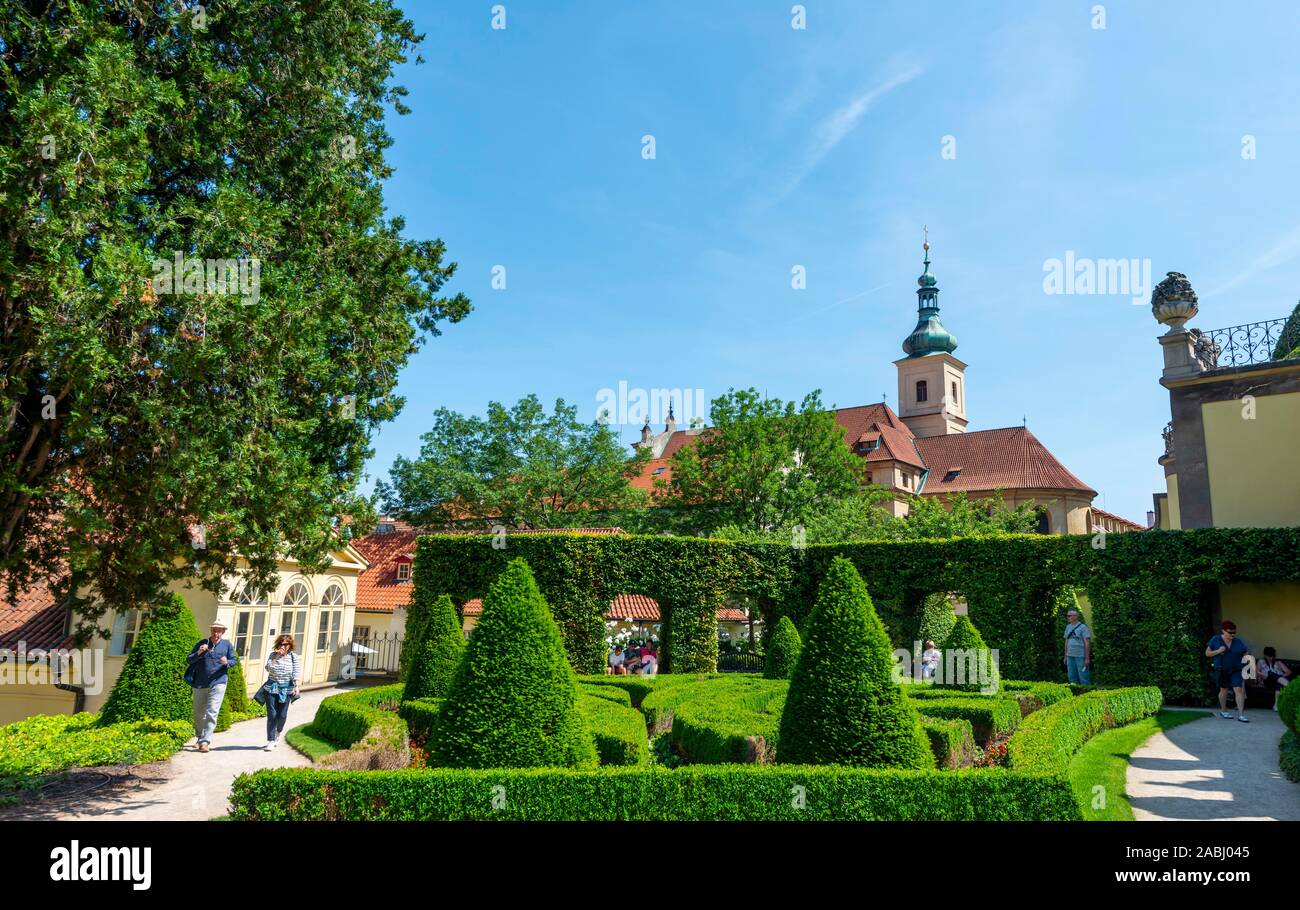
[192,682,227,744]
[266,694,293,741]
[1066,656,1092,686]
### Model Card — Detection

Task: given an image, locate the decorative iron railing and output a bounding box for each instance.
[1194,318,1288,369]
[341,633,404,676]
[1162,421,1174,458]
[716,652,764,673]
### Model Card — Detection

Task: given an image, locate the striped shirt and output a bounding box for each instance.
[265,650,300,685]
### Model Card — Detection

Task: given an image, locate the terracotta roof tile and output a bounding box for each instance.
[0,574,73,652]
[914,427,1096,496]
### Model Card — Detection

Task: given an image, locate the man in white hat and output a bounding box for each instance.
[186,619,239,752]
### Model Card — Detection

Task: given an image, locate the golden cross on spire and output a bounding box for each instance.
[923,225,929,253]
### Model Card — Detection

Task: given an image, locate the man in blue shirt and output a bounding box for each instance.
[1206,619,1251,723]
[1063,608,1092,686]
[187,620,239,751]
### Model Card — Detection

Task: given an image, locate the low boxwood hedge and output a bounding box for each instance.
[398,698,443,746]
[577,683,633,707]
[229,763,1082,821]
[918,716,977,769]
[1280,730,1300,784]
[1006,686,1162,775]
[905,696,1022,745]
[669,682,786,764]
[578,695,650,767]
[312,684,410,770]
[574,675,659,707]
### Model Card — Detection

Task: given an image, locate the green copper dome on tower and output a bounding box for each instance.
[902,230,958,357]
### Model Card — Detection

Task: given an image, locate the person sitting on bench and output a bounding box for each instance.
[1257,646,1292,711]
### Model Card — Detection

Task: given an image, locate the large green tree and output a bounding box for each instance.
[0,1,469,628]
[659,388,861,534]
[379,395,648,529]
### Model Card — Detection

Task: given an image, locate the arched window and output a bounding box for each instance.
[284,582,309,607]
[322,584,344,606]
[1034,509,1051,535]
[916,380,928,403]
[236,587,268,606]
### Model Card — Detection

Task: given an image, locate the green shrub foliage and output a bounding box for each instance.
[404,594,464,701]
[917,592,957,648]
[99,594,203,725]
[777,558,934,769]
[1277,679,1300,736]
[430,559,598,770]
[935,614,1001,694]
[229,763,1081,821]
[414,528,1300,702]
[763,615,802,679]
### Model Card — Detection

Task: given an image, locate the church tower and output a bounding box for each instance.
[894,232,969,437]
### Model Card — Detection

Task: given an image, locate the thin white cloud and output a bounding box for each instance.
[1203,222,1300,299]
[771,62,926,204]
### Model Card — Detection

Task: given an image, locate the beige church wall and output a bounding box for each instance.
[0,683,77,724]
[1165,473,1181,530]
[1202,391,1300,529]
[1219,582,1300,660]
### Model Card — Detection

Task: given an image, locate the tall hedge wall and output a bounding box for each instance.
[414,528,1300,702]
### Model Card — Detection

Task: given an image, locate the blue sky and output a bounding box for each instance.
[366,0,1300,524]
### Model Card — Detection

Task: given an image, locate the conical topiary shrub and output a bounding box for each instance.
[99,594,202,725]
[429,558,598,769]
[917,592,957,649]
[776,558,934,769]
[400,584,435,682]
[936,614,1001,693]
[404,594,465,701]
[763,615,802,679]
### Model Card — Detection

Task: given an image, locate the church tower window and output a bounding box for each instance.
[916,380,928,403]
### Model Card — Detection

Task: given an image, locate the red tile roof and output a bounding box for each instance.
[607,593,660,620]
[1091,507,1146,532]
[0,574,73,652]
[914,427,1096,496]
[351,529,420,614]
[631,402,1096,495]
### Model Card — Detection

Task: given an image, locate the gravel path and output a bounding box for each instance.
[19,683,351,821]
[1126,708,1300,821]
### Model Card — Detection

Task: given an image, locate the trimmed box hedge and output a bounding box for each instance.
[918,716,977,769]
[575,675,658,707]
[312,684,410,770]
[577,683,633,707]
[1006,686,1162,775]
[904,696,1022,745]
[229,763,1082,821]
[577,695,650,767]
[398,697,442,746]
[415,527,1300,701]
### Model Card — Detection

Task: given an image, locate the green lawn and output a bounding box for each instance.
[1069,709,1210,820]
[284,723,347,763]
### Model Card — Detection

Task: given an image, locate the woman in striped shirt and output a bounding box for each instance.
[263,634,300,751]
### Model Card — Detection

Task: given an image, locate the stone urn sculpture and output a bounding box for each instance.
[1151,271,1199,334]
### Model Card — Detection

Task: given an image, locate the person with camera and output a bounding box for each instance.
[186,620,239,752]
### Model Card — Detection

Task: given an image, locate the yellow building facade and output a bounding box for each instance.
[1151,271,1300,657]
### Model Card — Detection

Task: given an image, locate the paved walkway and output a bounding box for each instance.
[20,683,350,821]
[1127,709,1300,820]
